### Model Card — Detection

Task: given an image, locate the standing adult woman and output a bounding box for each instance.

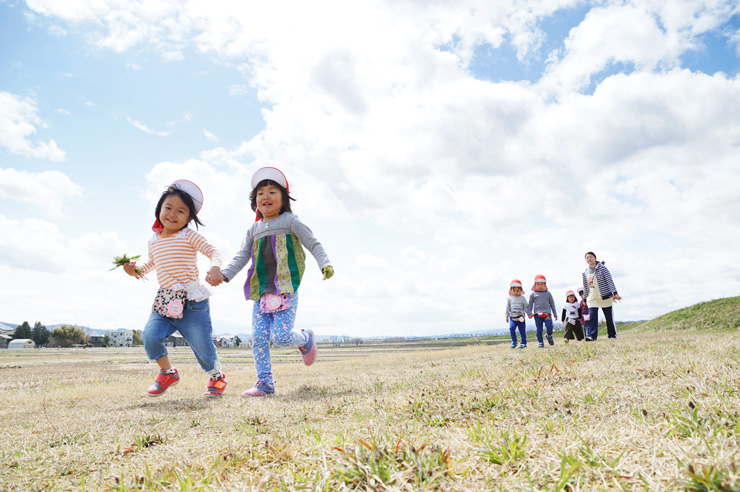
[582,252,621,341]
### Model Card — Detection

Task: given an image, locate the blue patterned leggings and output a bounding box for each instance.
[251,293,308,385]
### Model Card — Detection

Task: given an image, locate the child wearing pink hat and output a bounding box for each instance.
[561,290,584,342]
[211,167,334,397]
[122,180,227,398]
[505,279,531,349]
[528,274,558,348]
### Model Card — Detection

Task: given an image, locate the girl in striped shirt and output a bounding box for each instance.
[123,180,227,398]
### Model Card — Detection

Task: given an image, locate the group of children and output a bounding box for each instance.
[505,275,589,349]
[122,167,332,398]
[121,166,620,398]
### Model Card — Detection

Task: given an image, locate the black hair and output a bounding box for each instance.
[250,179,296,219]
[585,251,605,265]
[155,186,204,230]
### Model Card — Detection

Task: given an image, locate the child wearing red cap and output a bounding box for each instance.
[122,180,227,398]
[211,167,334,397]
[528,274,558,348]
[561,290,584,342]
[505,279,531,349]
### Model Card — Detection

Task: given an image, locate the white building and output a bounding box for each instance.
[106,330,133,347]
[8,339,35,350]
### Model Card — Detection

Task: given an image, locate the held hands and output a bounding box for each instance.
[322,265,334,280]
[206,267,225,287]
[528,314,534,319]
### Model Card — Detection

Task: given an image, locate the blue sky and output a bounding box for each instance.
[2,0,740,338]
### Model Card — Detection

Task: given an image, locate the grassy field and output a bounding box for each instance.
[2,305,740,490]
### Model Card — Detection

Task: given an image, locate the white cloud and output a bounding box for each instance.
[48,24,66,36]
[0,91,66,161]
[126,116,171,136]
[0,168,83,216]
[540,1,740,95]
[203,129,219,142]
[54,108,71,115]
[13,0,740,335]
[228,84,249,96]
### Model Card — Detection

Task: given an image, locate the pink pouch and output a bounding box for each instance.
[260,293,290,313]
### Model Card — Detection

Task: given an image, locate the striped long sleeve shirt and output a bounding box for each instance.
[138,228,222,294]
[582,263,618,300]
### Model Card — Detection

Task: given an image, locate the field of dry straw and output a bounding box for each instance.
[2,326,740,491]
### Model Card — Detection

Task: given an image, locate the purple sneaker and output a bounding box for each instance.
[242,381,275,398]
[299,329,316,366]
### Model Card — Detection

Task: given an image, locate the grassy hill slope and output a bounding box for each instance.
[629,295,740,332]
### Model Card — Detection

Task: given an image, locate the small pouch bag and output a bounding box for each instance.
[152,288,187,319]
[537,312,551,319]
[260,293,290,314]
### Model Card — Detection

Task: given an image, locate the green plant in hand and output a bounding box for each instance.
[110,254,147,280]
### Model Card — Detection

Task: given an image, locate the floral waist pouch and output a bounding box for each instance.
[153,288,187,319]
[259,293,291,314]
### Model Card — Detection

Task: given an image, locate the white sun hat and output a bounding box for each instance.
[171,179,204,214]
[251,167,289,191]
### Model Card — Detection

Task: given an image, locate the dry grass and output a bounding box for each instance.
[2,330,740,491]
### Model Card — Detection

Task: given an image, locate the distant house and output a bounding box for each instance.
[0,334,12,349]
[107,330,133,347]
[9,339,35,350]
[215,335,237,348]
[87,334,104,347]
[165,332,188,347]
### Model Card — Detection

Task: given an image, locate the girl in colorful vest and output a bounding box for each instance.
[212,167,333,397]
[123,180,227,398]
[528,274,558,348]
[505,279,531,349]
[582,251,621,341]
[561,290,584,342]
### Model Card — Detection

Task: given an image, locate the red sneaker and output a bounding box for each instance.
[147,369,180,397]
[204,373,227,397]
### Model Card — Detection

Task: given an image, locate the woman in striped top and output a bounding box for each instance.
[582,251,621,341]
[123,180,227,398]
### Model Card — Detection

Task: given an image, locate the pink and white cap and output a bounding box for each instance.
[171,179,204,214]
[510,279,523,289]
[251,167,289,192]
[566,290,576,298]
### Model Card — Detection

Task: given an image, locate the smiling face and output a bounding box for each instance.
[158,194,191,236]
[255,184,284,221]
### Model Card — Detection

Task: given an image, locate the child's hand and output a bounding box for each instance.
[206,268,225,287]
[528,314,534,319]
[322,265,334,280]
[122,262,139,278]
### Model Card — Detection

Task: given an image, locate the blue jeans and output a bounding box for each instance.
[142,299,221,375]
[534,315,554,344]
[509,318,527,346]
[586,306,616,340]
[251,293,308,385]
